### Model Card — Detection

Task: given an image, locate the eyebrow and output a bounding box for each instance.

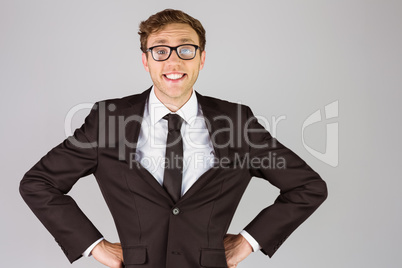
[151,38,196,46]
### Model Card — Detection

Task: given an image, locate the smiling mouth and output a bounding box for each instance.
[163,73,186,80]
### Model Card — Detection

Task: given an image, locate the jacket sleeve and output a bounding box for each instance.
[243,106,328,257]
[19,102,103,263]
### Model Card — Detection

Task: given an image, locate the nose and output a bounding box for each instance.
[167,48,181,63]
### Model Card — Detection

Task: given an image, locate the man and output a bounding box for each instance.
[20,9,327,268]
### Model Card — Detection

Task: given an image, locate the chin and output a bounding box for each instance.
[163,88,188,98]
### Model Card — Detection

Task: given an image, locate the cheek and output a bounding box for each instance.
[190,63,202,75]
[186,61,199,72]
[148,64,163,76]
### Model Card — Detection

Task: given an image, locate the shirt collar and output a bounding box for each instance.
[148,87,199,126]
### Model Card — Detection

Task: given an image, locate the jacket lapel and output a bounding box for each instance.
[120,87,149,164]
[195,91,229,161]
[119,87,175,204]
[176,91,231,204]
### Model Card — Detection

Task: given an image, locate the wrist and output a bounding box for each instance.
[240,235,253,253]
[83,237,104,257]
[239,230,261,252]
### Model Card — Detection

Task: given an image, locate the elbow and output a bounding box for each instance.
[19,173,39,202]
[19,176,30,201]
[311,179,328,208]
[279,177,328,209]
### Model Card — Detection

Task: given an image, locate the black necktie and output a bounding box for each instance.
[163,113,184,203]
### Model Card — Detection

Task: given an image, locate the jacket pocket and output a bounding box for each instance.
[200,248,227,267]
[123,245,147,265]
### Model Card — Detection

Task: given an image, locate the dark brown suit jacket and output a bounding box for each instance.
[20,88,327,267]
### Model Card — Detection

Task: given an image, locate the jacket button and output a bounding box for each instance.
[172,207,180,215]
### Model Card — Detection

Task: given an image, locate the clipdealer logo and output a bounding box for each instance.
[63,100,339,167]
[302,100,339,167]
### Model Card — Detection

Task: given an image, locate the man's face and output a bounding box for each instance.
[142,23,206,109]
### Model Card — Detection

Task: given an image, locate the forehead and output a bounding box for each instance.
[147,23,199,47]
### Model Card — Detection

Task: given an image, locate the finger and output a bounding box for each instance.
[226,260,236,267]
[118,249,124,262]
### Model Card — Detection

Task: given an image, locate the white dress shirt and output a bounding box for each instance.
[135,87,216,196]
[83,88,261,256]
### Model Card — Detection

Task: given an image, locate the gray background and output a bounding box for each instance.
[1,0,401,267]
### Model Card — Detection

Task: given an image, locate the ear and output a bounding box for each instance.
[199,50,206,70]
[142,53,150,72]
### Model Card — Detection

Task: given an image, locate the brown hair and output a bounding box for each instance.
[138,9,206,53]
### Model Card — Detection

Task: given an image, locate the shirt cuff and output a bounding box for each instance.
[83,237,104,257]
[240,230,262,252]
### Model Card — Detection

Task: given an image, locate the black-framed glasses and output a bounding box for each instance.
[146,44,200,61]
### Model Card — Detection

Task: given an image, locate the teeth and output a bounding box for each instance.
[166,73,184,80]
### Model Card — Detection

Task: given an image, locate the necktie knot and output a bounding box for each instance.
[164,113,184,132]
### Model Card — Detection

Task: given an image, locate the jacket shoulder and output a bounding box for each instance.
[196,92,251,116]
[95,88,151,110]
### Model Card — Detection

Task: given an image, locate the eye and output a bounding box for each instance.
[154,47,169,55]
[179,47,194,55]
[180,48,192,55]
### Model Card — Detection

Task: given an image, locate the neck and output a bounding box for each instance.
[154,88,193,112]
